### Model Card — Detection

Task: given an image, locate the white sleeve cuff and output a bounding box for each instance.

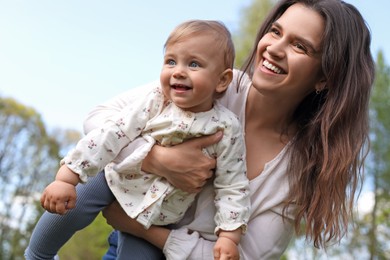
[163,228,199,260]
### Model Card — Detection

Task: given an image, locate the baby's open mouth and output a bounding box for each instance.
[171,84,192,90]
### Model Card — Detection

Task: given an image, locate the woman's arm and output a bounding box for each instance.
[102,201,294,259]
[163,211,293,259]
[102,200,170,249]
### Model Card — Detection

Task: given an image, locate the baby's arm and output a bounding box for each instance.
[40,165,80,215]
[212,114,250,235]
[211,112,249,259]
[214,229,242,260]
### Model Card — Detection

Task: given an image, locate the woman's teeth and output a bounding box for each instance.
[263,60,282,74]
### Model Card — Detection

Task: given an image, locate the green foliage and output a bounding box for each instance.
[0,96,109,260]
[365,50,390,259]
[0,96,62,259]
[0,96,85,259]
[370,51,390,187]
[58,214,113,260]
[233,0,274,68]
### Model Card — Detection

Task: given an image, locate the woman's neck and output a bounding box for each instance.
[245,86,296,138]
[244,86,296,179]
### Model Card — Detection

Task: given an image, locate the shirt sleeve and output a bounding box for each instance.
[64,86,163,182]
[83,80,160,134]
[212,113,250,235]
[80,80,160,180]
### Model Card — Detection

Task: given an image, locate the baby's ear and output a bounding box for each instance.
[216,69,233,93]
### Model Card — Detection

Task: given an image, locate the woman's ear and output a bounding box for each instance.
[315,78,327,93]
[216,69,233,93]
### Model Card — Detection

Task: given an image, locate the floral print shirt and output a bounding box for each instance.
[63,86,250,232]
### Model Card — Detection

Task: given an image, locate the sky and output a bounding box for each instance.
[0,0,389,132]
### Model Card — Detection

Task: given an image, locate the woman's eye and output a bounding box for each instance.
[189,61,200,68]
[293,43,308,53]
[270,27,281,37]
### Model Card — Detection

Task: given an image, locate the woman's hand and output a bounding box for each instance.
[102,201,170,249]
[142,131,223,193]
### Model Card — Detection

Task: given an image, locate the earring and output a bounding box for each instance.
[316,89,321,95]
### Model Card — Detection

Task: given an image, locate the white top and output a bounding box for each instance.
[66,85,250,231]
[83,70,295,259]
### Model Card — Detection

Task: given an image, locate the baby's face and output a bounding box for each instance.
[160,33,226,113]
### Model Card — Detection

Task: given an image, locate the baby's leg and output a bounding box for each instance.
[25,171,114,260]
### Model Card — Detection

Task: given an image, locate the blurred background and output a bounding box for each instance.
[0,0,389,259]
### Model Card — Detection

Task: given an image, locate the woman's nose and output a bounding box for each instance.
[266,41,286,59]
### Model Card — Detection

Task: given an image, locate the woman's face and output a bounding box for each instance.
[252,3,326,103]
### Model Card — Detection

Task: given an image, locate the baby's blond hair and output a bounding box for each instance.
[164,20,235,70]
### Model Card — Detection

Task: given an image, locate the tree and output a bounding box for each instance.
[233,0,274,68]
[0,96,60,259]
[365,50,390,259]
[0,96,112,259]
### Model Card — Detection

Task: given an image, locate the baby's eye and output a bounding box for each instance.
[189,61,200,68]
[167,59,176,66]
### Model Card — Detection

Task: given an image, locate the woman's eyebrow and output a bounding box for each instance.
[273,21,321,55]
[296,35,321,55]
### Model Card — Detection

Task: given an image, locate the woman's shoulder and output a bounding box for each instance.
[218,69,251,120]
[212,102,242,129]
[232,69,251,86]
[224,69,251,99]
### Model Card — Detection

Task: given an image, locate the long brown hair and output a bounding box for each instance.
[241,0,375,248]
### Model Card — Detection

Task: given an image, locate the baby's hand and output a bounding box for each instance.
[213,236,239,260]
[40,180,77,215]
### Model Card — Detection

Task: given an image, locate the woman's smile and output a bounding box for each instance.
[262,59,284,74]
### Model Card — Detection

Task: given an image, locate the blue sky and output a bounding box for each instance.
[0,0,388,131]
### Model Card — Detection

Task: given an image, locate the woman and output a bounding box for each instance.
[85,0,375,259]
